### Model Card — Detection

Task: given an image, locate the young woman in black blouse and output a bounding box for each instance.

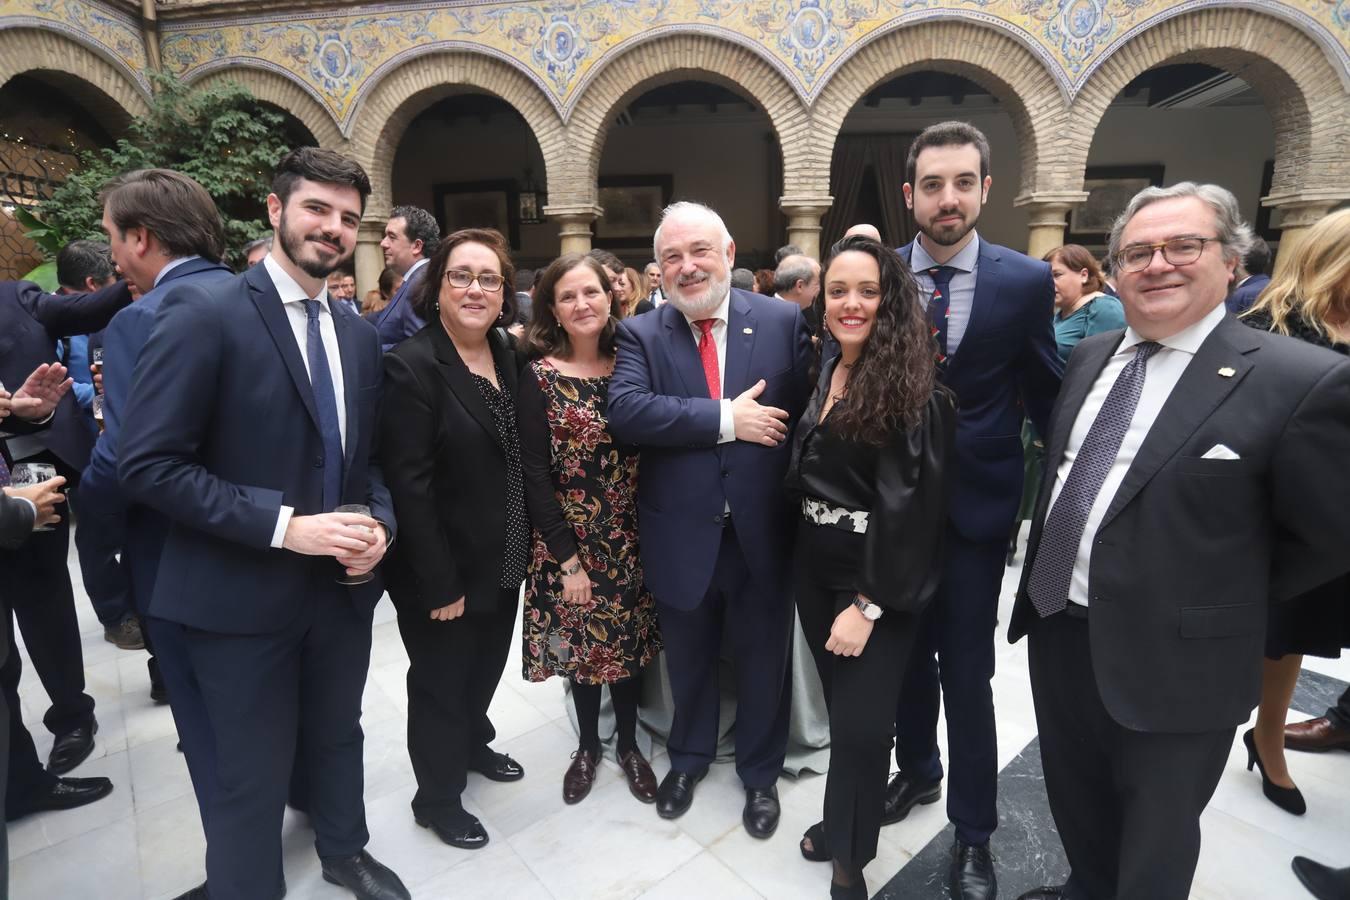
[786,235,955,899]
[379,228,528,852]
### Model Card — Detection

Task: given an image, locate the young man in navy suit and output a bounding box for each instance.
[118,149,408,900]
[887,122,1063,900]
[609,202,812,838]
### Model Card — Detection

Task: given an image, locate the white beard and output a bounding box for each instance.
[664,271,730,318]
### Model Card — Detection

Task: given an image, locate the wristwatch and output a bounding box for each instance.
[561,559,583,576]
[852,596,883,621]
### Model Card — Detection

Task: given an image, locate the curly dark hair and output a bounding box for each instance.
[524,254,622,358]
[411,227,515,323]
[816,234,937,445]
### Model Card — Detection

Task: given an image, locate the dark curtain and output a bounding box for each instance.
[820,133,917,253]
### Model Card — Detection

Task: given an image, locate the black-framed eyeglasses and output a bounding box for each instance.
[444,269,504,292]
[1114,237,1218,273]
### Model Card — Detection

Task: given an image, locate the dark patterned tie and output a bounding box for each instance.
[1027,341,1163,617]
[303,299,345,512]
[926,266,958,365]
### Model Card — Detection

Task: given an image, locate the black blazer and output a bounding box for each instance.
[1010,314,1350,733]
[0,278,132,471]
[379,323,524,616]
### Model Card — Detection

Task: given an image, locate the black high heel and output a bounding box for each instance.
[1244,728,1306,815]
[829,861,867,899]
[800,820,830,862]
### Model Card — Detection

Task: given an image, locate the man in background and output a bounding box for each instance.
[372,205,439,351]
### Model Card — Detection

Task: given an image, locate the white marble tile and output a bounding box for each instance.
[669,760,754,848]
[135,792,207,900]
[410,840,553,899]
[361,725,417,805]
[484,676,554,744]
[640,850,763,899]
[127,731,196,814]
[511,776,702,900]
[6,746,136,856]
[8,815,142,900]
[1192,807,1325,900]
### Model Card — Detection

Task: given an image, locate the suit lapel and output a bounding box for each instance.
[723,290,757,399]
[659,303,713,399]
[247,267,321,433]
[948,241,998,371]
[1099,316,1258,529]
[430,323,500,448]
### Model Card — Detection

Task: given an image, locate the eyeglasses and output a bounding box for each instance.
[444,269,504,292]
[1114,237,1218,273]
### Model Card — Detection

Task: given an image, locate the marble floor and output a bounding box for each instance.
[9,532,1350,900]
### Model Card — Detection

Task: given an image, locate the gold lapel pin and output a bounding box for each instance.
[1218,366,1236,378]
[743,327,753,335]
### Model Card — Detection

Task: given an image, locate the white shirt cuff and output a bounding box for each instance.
[717,399,735,444]
[271,505,295,549]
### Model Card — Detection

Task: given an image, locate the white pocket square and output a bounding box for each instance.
[1201,444,1240,460]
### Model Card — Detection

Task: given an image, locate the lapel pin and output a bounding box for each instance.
[1218,366,1236,378]
[743,327,753,335]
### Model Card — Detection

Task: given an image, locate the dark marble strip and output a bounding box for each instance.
[1290,667,1349,719]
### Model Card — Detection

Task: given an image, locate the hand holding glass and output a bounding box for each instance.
[11,462,60,531]
[334,503,376,585]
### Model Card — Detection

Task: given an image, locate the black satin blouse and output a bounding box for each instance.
[785,355,956,613]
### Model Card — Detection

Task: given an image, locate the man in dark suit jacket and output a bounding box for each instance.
[371,205,439,351]
[0,271,131,777]
[1011,183,1350,900]
[1224,235,1271,314]
[118,149,409,900]
[79,169,236,855]
[609,201,812,838]
[887,122,1062,900]
[0,365,114,834]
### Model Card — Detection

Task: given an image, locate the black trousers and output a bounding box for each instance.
[396,588,517,826]
[795,521,918,869]
[894,528,1005,845]
[1,613,57,817]
[1028,611,1232,900]
[656,523,793,788]
[184,584,373,900]
[1326,686,1350,730]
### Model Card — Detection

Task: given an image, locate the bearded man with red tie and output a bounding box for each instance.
[608,201,813,839]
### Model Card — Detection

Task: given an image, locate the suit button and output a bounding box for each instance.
[722,470,729,478]
[713,513,724,525]
[314,456,324,468]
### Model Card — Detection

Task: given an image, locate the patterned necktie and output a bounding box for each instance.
[303,299,345,512]
[927,266,958,364]
[694,319,720,399]
[1027,341,1163,617]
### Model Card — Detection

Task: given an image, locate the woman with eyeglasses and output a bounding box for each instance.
[379,227,528,852]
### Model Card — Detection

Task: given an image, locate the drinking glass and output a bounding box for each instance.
[11,462,60,531]
[335,503,376,585]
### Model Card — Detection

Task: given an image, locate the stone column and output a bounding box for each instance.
[1264,196,1343,276]
[544,203,603,255]
[354,219,386,299]
[1014,192,1089,259]
[779,197,833,260]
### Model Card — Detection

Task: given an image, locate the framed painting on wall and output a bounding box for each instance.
[1067,165,1165,245]
[595,175,673,248]
[432,179,520,249]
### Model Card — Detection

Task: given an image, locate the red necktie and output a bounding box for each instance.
[695,319,720,399]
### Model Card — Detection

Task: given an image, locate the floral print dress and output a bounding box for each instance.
[518,358,660,685]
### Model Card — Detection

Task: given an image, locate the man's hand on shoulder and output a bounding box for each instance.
[732,379,789,447]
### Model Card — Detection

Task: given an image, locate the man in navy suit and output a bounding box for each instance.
[609,202,812,838]
[118,148,408,900]
[887,122,1062,900]
[371,205,439,350]
[79,170,236,871]
[1224,235,1271,314]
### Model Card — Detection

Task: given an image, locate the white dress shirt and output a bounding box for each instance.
[263,255,348,547]
[678,290,735,444]
[1047,301,1227,606]
[911,233,981,355]
[153,254,200,288]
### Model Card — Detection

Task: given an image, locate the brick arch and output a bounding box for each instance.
[347,51,564,217]
[812,20,1067,201]
[188,65,342,149]
[563,33,808,209]
[0,27,150,134]
[1070,7,1345,200]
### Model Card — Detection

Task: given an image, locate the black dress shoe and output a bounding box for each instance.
[950,839,997,900]
[655,768,706,819]
[880,772,941,825]
[1016,887,1069,900]
[321,850,410,900]
[1292,856,1350,900]
[469,748,525,782]
[743,785,780,839]
[6,776,114,821]
[47,719,98,774]
[171,883,209,900]
[415,813,490,850]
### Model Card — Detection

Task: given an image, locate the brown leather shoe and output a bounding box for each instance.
[1285,717,1350,753]
[618,748,658,804]
[563,749,597,804]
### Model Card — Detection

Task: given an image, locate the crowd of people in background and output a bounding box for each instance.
[0,118,1348,900]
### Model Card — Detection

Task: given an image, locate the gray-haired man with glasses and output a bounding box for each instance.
[1008,182,1350,900]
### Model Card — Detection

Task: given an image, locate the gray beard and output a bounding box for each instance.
[664,272,730,318]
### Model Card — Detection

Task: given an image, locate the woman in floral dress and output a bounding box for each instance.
[517,253,661,806]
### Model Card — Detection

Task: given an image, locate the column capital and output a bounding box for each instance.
[358,218,388,243]
[543,202,604,222]
[779,196,834,218]
[1261,193,1349,229]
